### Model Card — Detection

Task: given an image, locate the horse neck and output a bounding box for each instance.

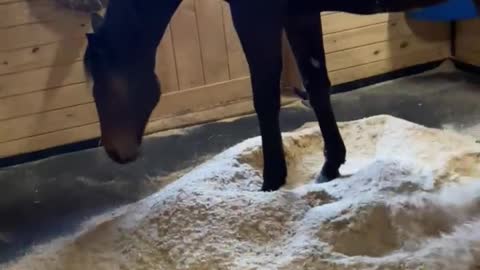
[100,0,181,50]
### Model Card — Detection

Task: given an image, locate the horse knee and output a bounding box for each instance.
[302,62,330,96]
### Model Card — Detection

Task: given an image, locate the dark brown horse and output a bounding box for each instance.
[83,0,447,191]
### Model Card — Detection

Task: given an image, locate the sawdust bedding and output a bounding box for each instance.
[4,115,480,270]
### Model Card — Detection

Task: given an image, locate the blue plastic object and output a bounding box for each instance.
[407,0,478,21]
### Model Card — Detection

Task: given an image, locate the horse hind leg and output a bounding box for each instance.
[284,13,346,183]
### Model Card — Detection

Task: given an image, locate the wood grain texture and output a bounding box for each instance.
[222,2,249,79]
[455,51,480,67]
[329,46,448,85]
[0,83,92,120]
[0,38,86,76]
[282,14,449,91]
[0,77,251,150]
[156,27,180,93]
[195,0,230,84]
[169,0,205,89]
[455,19,480,66]
[322,12,402,34]
[0,15,88,51]
[0,61,86,98]
[1,35,448,143]
[323,18,448,53]
[325,35,449,72]
[0,89,256,158]
[0,103,98,143]
[0,4,455,157]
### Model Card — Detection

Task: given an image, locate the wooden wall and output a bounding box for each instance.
[455,18,480,66]
[0,0,451,159]
[283,12,450,90]
[0,0,253,158]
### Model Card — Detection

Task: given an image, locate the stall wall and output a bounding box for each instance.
[283,12,451,90]
[0,1,451,158]
[455,18,480,66]
[0,0,253,158]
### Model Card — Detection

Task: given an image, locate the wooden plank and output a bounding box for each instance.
[0,89,256,158]
[322,12,403,34]
[195,0,229,84]
[150,76,251,121]
[0,38,85,75]
[325,35,449,72]
[455,19,480,65]
[169,0,205,89]
[455,51,480,67]
[283,35,449,90]
[222,2,249,79]
[282,19,447,90]
[156,26,179,93]
[0,76,251,143]
[0,45,446,158]
[455,36,480,54]
[329,46,448,85]
[0,0,22,4]
[0,122,102,158]
[0,103,98,143]
[0,15,88,51]
[0,29,177,95]
[0,16,447,84]
[456,18,480,35]
[0,12,449,109]
[323,18,448,54]
[0,83,92,120]
[455,19,479,50]
[0,61,86,98]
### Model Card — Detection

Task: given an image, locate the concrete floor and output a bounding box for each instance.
[0,61,479,263]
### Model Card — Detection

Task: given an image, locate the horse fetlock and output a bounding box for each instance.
[324,143,346,164]
[262,163,287,192]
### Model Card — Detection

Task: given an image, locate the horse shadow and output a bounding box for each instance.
[7,0,108,157]
[19,0,106,86]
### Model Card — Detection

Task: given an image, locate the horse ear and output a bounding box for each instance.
[90,13,104,33]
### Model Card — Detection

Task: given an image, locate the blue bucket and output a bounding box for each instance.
[407,0,478,21]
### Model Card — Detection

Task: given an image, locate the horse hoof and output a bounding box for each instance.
[316,173,334,183]
[261,185,282,192]
[261,181,285,192]
[316,169,341,183]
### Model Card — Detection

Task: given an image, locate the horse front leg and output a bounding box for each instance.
[285,13,346,183]
[229,0,287,191]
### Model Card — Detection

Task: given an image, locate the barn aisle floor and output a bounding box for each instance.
[0,60,479,264]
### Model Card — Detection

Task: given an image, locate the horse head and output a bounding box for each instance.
[84,13,160,164]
